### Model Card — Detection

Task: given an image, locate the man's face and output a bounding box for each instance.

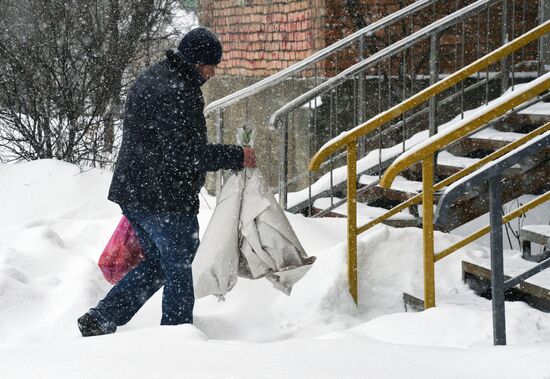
[196,64,217,81]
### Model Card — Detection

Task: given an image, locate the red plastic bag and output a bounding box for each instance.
[98,216,145,284]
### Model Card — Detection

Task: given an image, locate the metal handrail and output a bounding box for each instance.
[379,73,550,308]
[357,120,550,235]
[434,132,550,228]
[433,131,550,345]
[443,190,550,342]
[203,0,437,117]
[307,21,550,305]
[275,0,509,209]
[310,20,550,172]
[380,72,550,186]
[437,196,550,262]
[282,70,509,215]
[378,72,550,309]
[269,0,501,129]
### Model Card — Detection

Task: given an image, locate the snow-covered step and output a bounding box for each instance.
[522,225,550,245]
[437,150,480,168]
[465,249,550,289]
[287,102,546,219]
[462,258,550,313]
[287,105,518,213]
[521,225,550,262]
[402,292,426,312]
[471,127,525,143]
[449,127,526,157]
[518,101,550,116]
[312,197,418,227]
[407,151,480,179]
[496,102,550,133]
[359,174,423,193]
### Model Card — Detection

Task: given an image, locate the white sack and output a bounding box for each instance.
[193,168,315,299]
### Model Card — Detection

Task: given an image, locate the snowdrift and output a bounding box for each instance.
[1,159,550,378]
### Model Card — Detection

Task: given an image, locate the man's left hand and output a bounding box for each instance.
[243,147,256,168]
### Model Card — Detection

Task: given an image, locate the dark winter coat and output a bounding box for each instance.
[108,50,244,214]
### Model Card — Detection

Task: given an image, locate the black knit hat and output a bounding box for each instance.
[177,27,223,65]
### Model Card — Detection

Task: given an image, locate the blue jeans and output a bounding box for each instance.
[89,208,199,333]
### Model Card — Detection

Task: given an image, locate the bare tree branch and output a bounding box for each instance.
[0,0,189,166]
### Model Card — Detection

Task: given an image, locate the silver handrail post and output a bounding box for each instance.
[429,32,440,137]
[215,108,224,198]
[278,115,289,209]
[358,34,366,158]
[501,0,510,94]
[429,32,440,178]
[540,0,550,75]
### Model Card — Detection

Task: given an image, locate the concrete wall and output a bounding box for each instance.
[202,75,320,192]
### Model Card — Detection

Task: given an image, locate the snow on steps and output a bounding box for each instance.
[308,151,479,226]
[519,100,550,116]
[521,225,550,262]
[521,224,550,244]
[448,126,527,157]
[462,253,550,314]
[360,174,422,193]
[405,248,550,314]
[305,126,546,232]
[285,106,496,211]
[312,197,417,227]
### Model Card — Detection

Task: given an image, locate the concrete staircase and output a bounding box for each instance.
[303,100,550,233]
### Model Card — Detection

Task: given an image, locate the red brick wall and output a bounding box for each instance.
[323,0,539,75]
[201,0,324,77]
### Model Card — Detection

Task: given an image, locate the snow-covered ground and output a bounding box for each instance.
[1,160,550,378]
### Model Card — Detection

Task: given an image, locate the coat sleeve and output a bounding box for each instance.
[153,84,244,173]
[202,143,244,172]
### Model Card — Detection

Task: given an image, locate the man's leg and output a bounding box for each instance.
[81,210,165,335]
[144,213,199,325]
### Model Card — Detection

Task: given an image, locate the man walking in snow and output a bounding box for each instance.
[77,27,256,336]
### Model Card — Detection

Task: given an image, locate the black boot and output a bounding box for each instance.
[77,313,107,337]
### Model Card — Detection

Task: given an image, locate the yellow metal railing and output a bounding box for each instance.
[380,95,550,308]
[358,123,550,235]
[308,20,550,305]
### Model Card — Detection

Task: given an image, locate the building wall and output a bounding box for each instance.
[201,0,540,78]
[199,0,541,191]
[322,0,540,75]
[200,0,325,77]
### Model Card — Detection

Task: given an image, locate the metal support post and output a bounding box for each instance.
[422,156,436,309]
[278,116,289,210]
[429,33,440,180]
[215,108,224,198]
[347,143,358,304]
[358,35,366,157]
[540,0,550,74]
[501,0,510,94]
[429,33,440,137]
[489,175,506,345]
